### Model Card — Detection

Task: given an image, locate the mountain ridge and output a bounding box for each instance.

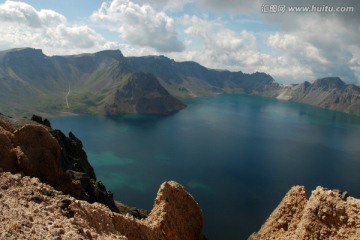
[0,47,359,117]
[275,77,360,115]
[0,48,185,116]
[124,54,277,98]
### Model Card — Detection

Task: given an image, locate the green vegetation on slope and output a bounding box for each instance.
[1,48,359,117]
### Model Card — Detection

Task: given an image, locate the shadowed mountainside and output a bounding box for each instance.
[0,48,359,117]
[0,48,185,116]
[124,55,278,98]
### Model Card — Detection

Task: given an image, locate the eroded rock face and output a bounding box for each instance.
[0,172,205,240]
[0,114,118,213]
[0,172,125,240]
[0,114,205,239]
[250,186,360,240]
[0,127,17,172]
[145,181,204,240]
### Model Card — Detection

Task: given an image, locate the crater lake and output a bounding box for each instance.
[51,94,360,240]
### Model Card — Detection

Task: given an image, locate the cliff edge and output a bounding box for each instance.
[0,172,204,240]
[250,186,360,240]
[0,113,205,239]
[0,113,118,212]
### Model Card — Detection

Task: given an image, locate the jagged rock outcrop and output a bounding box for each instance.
[249,186,360,240]
[145,181,204,239]
[0,172,205,240]
[0,113,118,212]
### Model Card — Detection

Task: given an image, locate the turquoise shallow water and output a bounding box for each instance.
[51,94,360,240]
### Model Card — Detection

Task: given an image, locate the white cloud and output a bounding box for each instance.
[0,0,359,84]
[91,0,185,52]
[189,0,360,84]
[38,9,66,26]
[261,0,360,84]
[0,1,66,27]
[169,14,328,83]
[46,25,106,49]
[170,15,265,73]
[267,33,328,65]
[0,1,112,55]
[138,0,191,10]
[265,13,360,84]
[198,0,261,14]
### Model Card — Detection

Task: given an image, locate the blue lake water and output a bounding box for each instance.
[51,94,360,240]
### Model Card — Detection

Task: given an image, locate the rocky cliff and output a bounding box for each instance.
[275,77,360,115]
[250,186,360,240]
[0,113,118,212]
[124,55,277,98]
[0,113,205,239]
[0,172,204,240]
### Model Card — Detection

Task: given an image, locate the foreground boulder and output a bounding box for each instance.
[249,186,360,240]
[0,172,205,240]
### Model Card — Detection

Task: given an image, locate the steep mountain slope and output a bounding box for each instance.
[105,72,186,114]
[275,77,360,115]
[0,48,185,116]
[124,55,278,98]
[123,55,360,115]
[1,48,360,116]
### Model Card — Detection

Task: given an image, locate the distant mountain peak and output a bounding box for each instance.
[3,47,43,53]
[0,47,359,117]
[8,47,45,56]
[0,47,45,60]
[58,49,124,60]
[141,54,175,63]
[312,77,346,90]
[95,49,124,59]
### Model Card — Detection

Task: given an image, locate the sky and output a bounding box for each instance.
[0,0,359,84]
